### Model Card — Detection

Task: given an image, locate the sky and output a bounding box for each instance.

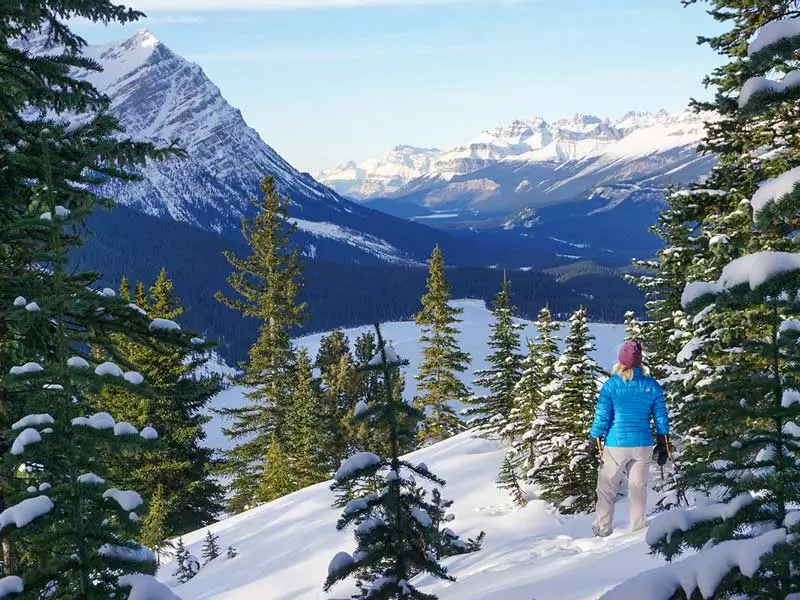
[70,0,725,173]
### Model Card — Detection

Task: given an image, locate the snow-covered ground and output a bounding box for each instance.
[203,299,626,451]
[160,431,668,599]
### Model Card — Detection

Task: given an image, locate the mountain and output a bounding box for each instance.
[17,28,525,267]
[314,145,441,199]
[317,109,713,225]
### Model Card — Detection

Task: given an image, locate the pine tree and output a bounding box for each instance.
[172,539,200,584]
[623,310,644,342]
[201,530,221,565]
[413,246,471,444]
[417,487,484,560]
[215,176,306,512]
[134,281,148,310]
[496,455,527,507]
[96,270,224,538]
[226,546,238,560]
[140,486,173,565]
[119,276,132,303]
[324,324,473,599]
[616,5,800,599]
[528,308,603,514]
[464,276,524,437]
[504,307,560,478]
[285,348,326,490]
[259,434,295,502]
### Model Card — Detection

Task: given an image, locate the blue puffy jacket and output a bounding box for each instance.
[589,368,669,447]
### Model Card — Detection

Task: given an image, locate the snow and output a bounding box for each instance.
[600,528,786,600]
[124,371,144,385]
[25,302,40,312]
[98,543,155,563]
[119,574,181,600]
[354,400,369,417]
[12,414,54,430]
[334,452,381,482]
[39,212,52,221]
[140,426,159,440]
[38,483,50,491]
[101,287,116,297]
[103,488,144,511]
[682,252,800,307]
[749,166,800,218]
[67,356,90,369]
[783,390,800,407]
[39,206,70,221]
[290,218,412,265]
[749,17,800,57]
[114,422,139,436]
[0,496,53,530]
[88,412,116,430]
[158,431,672,600]
[12,296,26,307]
[780,320,800,334]
[149,318,181,332]
[11,428,41,455]
[645,493,754,545]
[410,506,433,527]
[42,384,63,391]
[0,576,23,599]
[328,551,354,577]
[128,303,147,316]
[368,345,402,366]
[740,71,800,110]
[95,362,124,377]
[9,362,44,375]
[77,473,105,485]
[191,337,205,345]
[677,337,702,364]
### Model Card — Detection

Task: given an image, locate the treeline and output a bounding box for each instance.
[78,204,644,364]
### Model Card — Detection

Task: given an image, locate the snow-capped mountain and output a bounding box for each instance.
[18,28,503,266]
[317,109,713,227]
[315,145,440,199]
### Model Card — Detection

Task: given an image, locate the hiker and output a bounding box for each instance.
[588,340,670,537]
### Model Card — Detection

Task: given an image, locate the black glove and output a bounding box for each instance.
[654,434,670,466]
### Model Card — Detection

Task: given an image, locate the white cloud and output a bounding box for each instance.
[131,0,476,10]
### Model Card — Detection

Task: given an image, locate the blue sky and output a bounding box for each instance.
[71,0,724,172]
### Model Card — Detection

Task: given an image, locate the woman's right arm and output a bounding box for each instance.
[589,378,615,439]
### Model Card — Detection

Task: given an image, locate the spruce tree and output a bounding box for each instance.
[504,306,560,479]
[325,324,472,599]
[215,176,306,512]
[528,308,603,514]
[496,455,527,507]
[611,6,800,599]
[425,488,484,559]
[226,545,238,560]
[201,530,221,565]
[413,246,471,444]
[259,434,295,502]
[172,539,199,584]
[285,348,326,490]
[96,271,223,539]
[464,277,524,437]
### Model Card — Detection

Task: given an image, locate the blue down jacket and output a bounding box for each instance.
[589,368,669,447]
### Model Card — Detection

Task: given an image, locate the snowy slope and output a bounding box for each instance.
[170,301,668,599]
[317,110,713,226]
[164,434,666,599]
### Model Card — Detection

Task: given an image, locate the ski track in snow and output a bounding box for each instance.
[176,299,651,599]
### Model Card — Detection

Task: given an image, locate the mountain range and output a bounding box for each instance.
[316,110,716,243]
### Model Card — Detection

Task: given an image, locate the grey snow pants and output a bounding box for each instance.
[592,445,651,537]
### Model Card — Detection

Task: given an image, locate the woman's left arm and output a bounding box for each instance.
[651,382,670,435]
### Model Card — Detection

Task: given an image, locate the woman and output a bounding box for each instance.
[589,340,670,537]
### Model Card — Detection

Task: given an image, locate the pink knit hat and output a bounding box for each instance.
[618,340,643,368]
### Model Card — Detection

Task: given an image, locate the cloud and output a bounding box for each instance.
[131,0,487,10]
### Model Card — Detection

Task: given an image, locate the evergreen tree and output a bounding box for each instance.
[226,545,238,560]
[528,308,603,514]
[496,455,527,507]
[413,246,471,444]
[285,348,326,490]
[623,310,644,342]
[134,281,148,310]
[172,539,199,584]
[201,530,221,565]
[417,487,484,560]
[119,276,132,303]
[215,176,306,513]
[464,277,524,437]
[259,434,295,502]
[504,307,560,478]
[140,486,173,566]
[325,324,473,599]
[618,5,800,599]
[96,270,223,538]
